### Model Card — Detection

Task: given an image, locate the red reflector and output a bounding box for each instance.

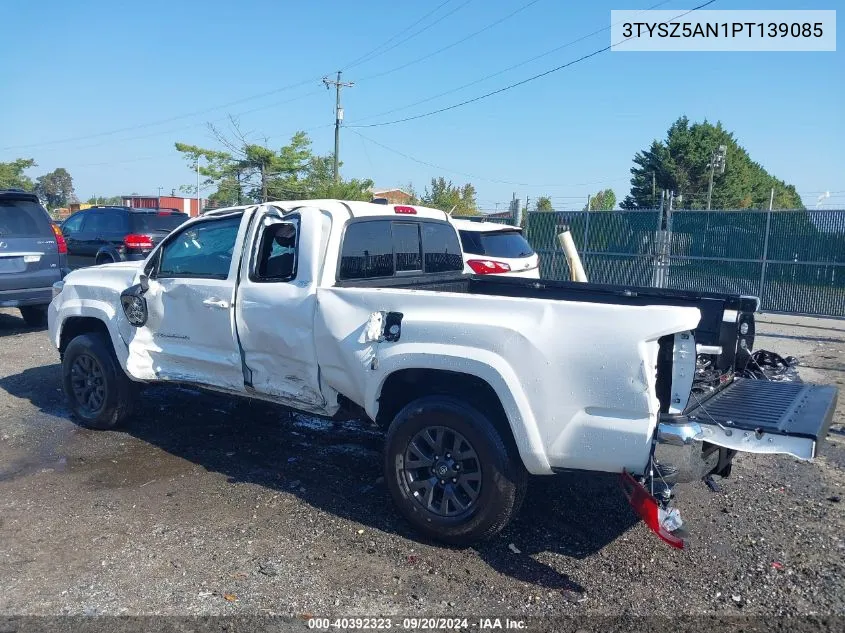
[467,259,512,275]
[157,211,172,216]
[620,471,685,549]
[124,234,153,249]
[394,205,417,215]
[50,224,67,255]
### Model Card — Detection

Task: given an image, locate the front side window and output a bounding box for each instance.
[61,212,85,235]
[422,223,464,273]
[157,216,241,279]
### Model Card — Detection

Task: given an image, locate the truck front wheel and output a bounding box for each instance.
[62,332,135,429]
[384,395,527,546]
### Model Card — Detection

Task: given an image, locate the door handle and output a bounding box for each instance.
[202,298,229,309]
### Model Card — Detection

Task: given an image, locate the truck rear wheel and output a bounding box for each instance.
[62,332,135,429]
[384,395,527,546]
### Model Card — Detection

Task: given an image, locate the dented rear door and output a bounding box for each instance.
[233,205,329,413]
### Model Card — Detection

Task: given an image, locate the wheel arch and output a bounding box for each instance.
[371,360,551,475]
[95,247,120,264]
[56,309,128,371]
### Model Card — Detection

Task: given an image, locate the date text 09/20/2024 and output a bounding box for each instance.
[306,617,526,629]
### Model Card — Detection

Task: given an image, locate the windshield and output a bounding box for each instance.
[0,199,51,237]
[130,212,188,233]
[459,229,535,258]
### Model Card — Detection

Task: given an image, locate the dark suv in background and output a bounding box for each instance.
[60,206,188,268]
[0,189,69,326]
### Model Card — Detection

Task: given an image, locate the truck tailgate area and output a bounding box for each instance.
[686,379,838,460]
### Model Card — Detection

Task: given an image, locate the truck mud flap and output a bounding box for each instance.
[685,379,838,460]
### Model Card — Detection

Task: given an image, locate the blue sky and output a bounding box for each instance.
[1,0,842,209]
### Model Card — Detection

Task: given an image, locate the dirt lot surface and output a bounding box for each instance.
[1,308,843,622]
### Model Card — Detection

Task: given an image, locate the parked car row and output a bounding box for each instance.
[2,194,538,328]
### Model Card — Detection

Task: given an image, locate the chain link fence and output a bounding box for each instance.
[524,208,845,318]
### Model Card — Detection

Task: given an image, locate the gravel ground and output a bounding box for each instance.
[0,308,843,622]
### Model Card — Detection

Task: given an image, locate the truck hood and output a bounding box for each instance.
[64,260,142,292]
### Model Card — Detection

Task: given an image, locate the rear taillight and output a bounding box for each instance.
[467,259,511,275]
[51,224,67,254]
[124,234,153,249]
[620,471,685,549]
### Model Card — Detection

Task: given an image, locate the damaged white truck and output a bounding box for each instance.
[48,200,838,547]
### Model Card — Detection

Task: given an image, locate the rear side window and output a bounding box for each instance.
[459,229,534,258]
[130,212,188,233]
[422,223,463,273]
[0,199,51,237]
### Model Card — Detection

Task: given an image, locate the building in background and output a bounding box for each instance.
[121,194,207,217]
[371,189,413,205]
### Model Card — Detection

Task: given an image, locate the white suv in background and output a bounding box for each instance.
[452,218,540,278]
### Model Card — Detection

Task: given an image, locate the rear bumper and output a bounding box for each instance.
[501,267,540,279]
[0,286,53,308]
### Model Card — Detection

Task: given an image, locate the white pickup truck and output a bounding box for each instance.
[48,200,838,547]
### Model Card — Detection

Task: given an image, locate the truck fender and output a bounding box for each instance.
[368,346,553,475]
[52,298,129,369]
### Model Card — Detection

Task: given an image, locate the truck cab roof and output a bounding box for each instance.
[204,199,450,223]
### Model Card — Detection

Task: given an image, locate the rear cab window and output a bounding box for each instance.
[338,219,463,281]
[459,229,534,258]
[0,198,53,237]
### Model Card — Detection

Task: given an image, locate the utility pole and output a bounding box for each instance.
[586,194,592,211]
[195,159,200,216]
[652,171,656,207]
[768,187,775,211]
[323,71,355,184]
[157,186,163,208]
[260,163,268,203]
[706,144,727,210]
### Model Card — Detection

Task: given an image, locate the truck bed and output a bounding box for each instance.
[337,273,756,350]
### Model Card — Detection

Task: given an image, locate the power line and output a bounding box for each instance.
[343,0,474,71]
[349,128,627,189]
[65,89,327,153]
[348,0,716,129]
[349,0,674,124]
[356,0,543,83]
[2,79,322,152]
[341,0,455,70]
[6,1,473,154]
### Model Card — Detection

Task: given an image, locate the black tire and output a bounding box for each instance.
[19,305,48,327]
[384,395,527,546]
[62,332,135,429]
[96,255,114,265]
